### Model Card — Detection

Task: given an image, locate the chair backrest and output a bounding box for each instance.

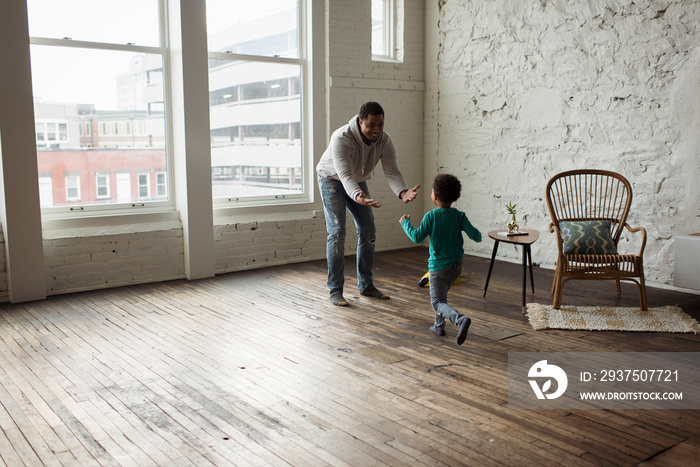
[546,169,632,244]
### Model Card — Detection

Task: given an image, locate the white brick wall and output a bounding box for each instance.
[43,222,185,295]
[429,0,700,287]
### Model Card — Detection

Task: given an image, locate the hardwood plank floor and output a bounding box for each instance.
[0,247,698,466]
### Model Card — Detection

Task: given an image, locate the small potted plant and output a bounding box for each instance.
[506,201,519,233]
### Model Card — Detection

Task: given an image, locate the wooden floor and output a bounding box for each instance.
[0,247,698,466]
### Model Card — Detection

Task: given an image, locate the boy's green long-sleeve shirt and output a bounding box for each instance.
[401,207,482,271]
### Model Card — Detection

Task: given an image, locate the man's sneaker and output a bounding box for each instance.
[429,325,446,336]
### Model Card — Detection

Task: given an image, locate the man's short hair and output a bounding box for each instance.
[359,101,384,120]
[433,173,462,204]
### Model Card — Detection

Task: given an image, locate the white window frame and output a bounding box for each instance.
[35,120,70,145]
[156,170,167,198]
[208,1,311,209]
[138,172,151,199]
[65,174,81,202]
[30,0,173,217]
[371,0,396,62]
[95,173,110,199]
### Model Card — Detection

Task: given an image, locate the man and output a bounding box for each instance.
[316,101,420,306]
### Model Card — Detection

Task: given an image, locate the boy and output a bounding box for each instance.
[399,174,482,345]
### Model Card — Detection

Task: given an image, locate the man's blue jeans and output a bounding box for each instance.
[318,175,376,296]
[429,259,465,329]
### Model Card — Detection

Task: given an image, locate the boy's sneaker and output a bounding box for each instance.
[429,325,446,336]
[456,317,471,345]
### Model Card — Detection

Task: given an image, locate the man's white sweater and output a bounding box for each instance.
[316,116,408,201]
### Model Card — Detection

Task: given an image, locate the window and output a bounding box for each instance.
[95,173,110,199]
[138,172,150,199]
[372,0,396,61]
[65,174,81,201]
[27,0,169,213]
[206,0,307,205]
[35,121,70,147]
[156,171,167,198]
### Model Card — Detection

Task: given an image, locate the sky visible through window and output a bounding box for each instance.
[27,0,296,110]
[27,0,159,110]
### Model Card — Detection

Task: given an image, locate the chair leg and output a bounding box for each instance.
[615,279,621,294]
[639,276,648,311]
[552,277,563,309]
[551,261,561,294]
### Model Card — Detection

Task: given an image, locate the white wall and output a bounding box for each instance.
[427,0,700,287]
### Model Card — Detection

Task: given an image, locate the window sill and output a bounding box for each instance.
[214,207,322,226]
[42,210,181,238]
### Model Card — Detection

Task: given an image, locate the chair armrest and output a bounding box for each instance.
[623,223,647,256]
[548,222,565,255]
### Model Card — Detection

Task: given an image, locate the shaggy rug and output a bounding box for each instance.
[526,303,700,333]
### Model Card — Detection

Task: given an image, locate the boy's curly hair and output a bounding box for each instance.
[433,173,462,204]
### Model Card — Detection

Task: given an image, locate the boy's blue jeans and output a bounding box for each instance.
[318,175,376,296]
[429,259,465,329]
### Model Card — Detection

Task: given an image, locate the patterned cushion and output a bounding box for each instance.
[559,220,618,255]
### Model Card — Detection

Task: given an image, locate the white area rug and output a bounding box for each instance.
[526,303,700,333]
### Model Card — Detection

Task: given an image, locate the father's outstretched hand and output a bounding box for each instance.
[400,185,421,203]
[356,191,382,208]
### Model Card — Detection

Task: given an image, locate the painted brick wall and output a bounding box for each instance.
[428,0,700,287]
[214,213,327,273]
[43,222,185,295]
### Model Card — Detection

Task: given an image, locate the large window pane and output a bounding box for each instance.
[209,60,302,199]
[372,0,395,60]
[207,0,304,202]
[30,44,168,209]
[27,0,160,46]
[206,1,299,58]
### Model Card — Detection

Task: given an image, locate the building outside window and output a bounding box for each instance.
[38,174,53,206]
[27,0,169,213]
[138,172,150,199]
[156,171,167,198]
[35,120,70,147]
[96,173,110,199]
[206,0,307,205]
[65,174,81,201]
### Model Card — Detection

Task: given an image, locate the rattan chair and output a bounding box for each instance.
[545,169,647,310]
